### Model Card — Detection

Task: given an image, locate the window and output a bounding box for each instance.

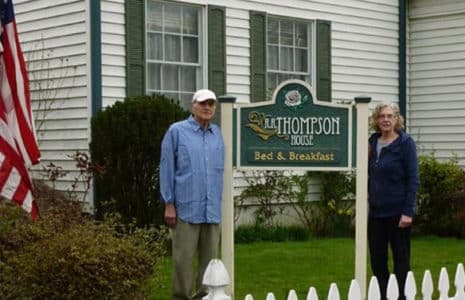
[267,17,313,92]
[146,1,203,108]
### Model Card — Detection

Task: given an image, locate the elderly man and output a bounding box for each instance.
[160,89,225,300]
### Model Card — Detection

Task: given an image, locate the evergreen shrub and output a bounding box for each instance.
[90,95,189,227]
[415,154,465,237]
[235,224,310,243]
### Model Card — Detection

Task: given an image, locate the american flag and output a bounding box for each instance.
[1,0,40,218]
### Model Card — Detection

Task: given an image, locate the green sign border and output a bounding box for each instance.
[235,80,355,171]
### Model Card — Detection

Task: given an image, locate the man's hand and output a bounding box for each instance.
[399,214,412,228]
[164,203,177,228]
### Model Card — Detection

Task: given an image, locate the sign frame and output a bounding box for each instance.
[234,79,355,171]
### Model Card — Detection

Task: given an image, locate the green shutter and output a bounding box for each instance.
[125,0,145,97]
[208,6,226,96]
[249,11,267,103]
[316,20,331,102]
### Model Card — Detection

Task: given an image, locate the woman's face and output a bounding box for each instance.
[377,106,397,134]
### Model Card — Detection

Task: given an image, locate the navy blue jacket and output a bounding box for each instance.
[368,131,420,218]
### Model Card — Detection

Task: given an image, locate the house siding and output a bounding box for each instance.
[15,0,91,201]
[100,0,126,107]
[408,0,465,167]
[13,0,402,211]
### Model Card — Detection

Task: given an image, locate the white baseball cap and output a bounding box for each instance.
[192,89,217,103]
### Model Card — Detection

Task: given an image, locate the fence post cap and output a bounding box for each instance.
[354,96,371,103]
[202,259,231,287]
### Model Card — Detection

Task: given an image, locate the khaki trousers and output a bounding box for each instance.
[171,219,220,300]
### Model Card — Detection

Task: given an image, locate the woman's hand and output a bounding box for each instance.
[398,214,412,228]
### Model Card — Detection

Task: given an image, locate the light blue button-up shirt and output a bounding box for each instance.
[160,115,225,224]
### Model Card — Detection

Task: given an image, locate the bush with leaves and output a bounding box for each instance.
[235,170,293,228]
[287,171,355,237]
[415,154,465,237]
[0,179,168,299]
[235,170,355,236]
[90,95,189,227]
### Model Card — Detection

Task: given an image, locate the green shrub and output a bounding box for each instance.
[0,182,168,299]
[415,154,465,237]
[235,170,293,228]
[450,189,465,238]
[288,171,355,237]
[90,95,189,227]
[235,224,310,243]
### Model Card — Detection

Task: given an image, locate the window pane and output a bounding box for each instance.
[295,48,307,72]
[147,33,162,60]
[267,19,279,44]
[165,4,181,33]
[295,23,307,47]
[147,1,163,31]
[181,66,196,92]
[162,64,179,91]
[268,45,278,70]
[280,47,293,71]
[180,93,193,109]
[280,21,293,46]
[147,63,161,90]
[183,7,198,35]
[145,2,203,99]
[278,73,292,83]
[183,37,198,63]
[165,35,181,61]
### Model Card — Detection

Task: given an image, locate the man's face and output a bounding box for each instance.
[192,99,217,123]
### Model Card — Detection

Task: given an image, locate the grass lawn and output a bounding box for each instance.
[150,236,465,299]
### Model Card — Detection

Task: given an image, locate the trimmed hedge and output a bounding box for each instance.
[90,95,189,227]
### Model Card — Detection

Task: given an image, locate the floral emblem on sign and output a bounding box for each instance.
[285,90,302,106]
[283,89,308,111]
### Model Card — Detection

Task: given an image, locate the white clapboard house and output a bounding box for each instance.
[13,0,465,210]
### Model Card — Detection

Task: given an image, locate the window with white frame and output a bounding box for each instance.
[146,0,203,108]
[267,17,313,92]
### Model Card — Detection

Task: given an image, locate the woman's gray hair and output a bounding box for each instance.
[370,102,404,132]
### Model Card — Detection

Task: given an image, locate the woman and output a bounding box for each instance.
[368,102,420,300]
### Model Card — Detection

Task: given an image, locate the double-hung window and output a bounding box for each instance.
[250,11,330,103]
[146,1,203,108]
[267,17,313,93]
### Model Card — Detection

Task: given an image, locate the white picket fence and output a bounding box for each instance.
[202,259,465,300]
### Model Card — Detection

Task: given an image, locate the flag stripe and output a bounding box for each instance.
[1,0,40,219]
[2,19,39,165]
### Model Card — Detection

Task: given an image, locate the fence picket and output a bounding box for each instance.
[454,263,465,300]
[438,267,450,300]
[348,279,362,300]
[306,286,318,300]
[287,289,298,300]
[386,274,399,300]
[421,270,433,300]
[328,283,341,300]
[405,271,417,300]
[244,295,254,300]
[367,276,381,300]
[265,292,276,300]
